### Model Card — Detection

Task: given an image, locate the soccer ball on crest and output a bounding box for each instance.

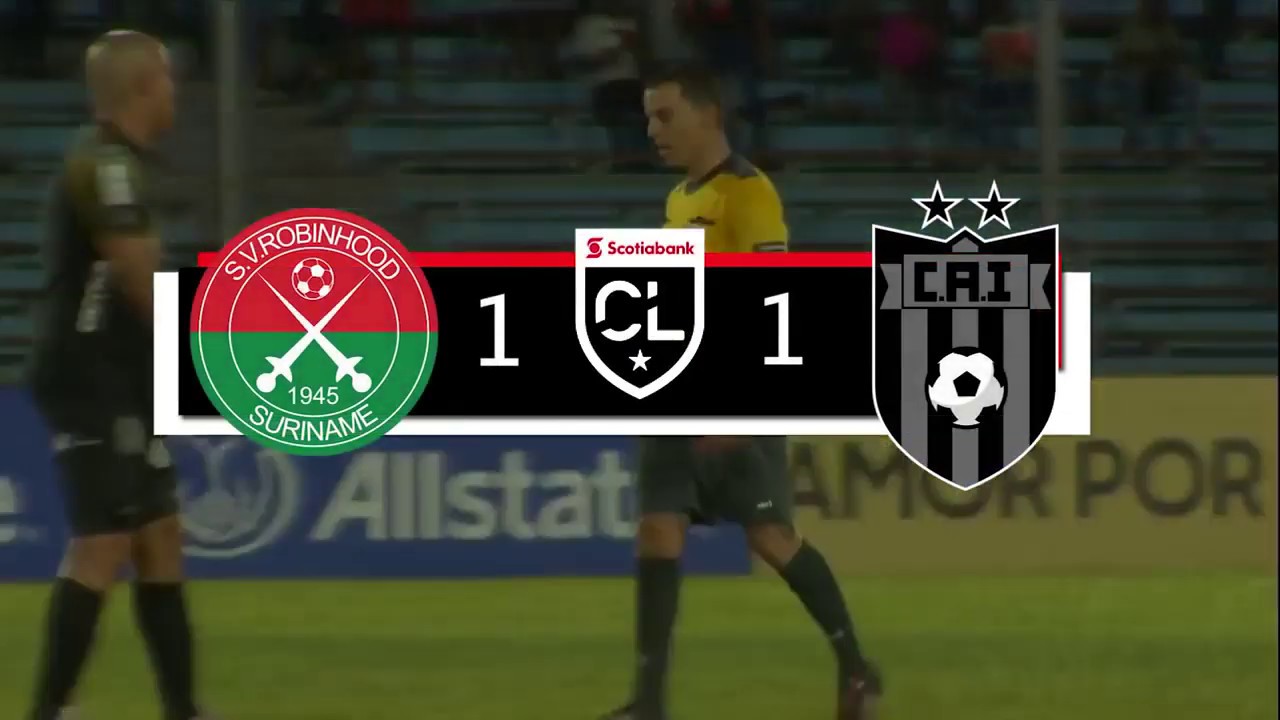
[925,348,1006,427]
[292,257,334,300]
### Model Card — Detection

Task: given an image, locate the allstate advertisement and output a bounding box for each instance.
[0,390,750,580]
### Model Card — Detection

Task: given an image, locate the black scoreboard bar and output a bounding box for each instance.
[177,252,876,419]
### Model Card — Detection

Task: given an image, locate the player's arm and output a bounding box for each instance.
[725,176,789,253]
[75,146,161,323]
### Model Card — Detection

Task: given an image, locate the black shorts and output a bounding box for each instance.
[48,422,178,537]
[636,436,791,526]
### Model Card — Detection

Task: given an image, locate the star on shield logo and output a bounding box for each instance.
[575,229,705,400]
[873,184,1058,490]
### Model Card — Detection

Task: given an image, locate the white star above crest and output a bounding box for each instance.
[912,180,963,230]
[968,180,1020,229]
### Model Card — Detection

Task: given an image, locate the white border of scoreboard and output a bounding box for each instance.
[151,272,1092,436]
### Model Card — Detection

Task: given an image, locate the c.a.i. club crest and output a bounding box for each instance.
[873,181,1058,490]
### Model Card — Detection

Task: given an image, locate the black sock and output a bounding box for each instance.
[29,578,105,720]
[780,541,865,683]
[633,557,681,717]
[133,582,198,720]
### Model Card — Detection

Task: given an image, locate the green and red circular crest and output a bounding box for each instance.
[190,209,436,455]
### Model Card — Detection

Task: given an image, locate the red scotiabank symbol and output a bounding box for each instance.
[586,238,602,258]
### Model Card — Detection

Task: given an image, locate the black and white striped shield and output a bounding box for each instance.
[872,225,1059,490]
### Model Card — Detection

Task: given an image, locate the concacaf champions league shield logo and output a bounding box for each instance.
[873,181,1058,490]
[191,209,437,456]
[575,229,705,400]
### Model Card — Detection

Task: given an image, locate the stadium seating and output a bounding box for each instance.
[0,1,1275,377]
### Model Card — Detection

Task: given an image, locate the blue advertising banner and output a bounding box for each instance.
[0,390,749,580]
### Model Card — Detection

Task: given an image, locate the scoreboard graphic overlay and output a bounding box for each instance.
[156,229,1091,436]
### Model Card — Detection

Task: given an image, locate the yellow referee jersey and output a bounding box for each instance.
[662,154,789,253]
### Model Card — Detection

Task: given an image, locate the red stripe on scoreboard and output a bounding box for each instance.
[193,250,1066,368]
[196,251,873,268]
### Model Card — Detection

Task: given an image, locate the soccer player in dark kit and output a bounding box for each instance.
[598,64,883,720]
[25,31,211,720]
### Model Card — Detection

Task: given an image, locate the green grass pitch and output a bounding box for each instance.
[0,575,1275,719]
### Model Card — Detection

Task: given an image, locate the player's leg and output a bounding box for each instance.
[130,439,204,720]
[728,438,882,718]
[28,440,137,720]
[631,509,688,718]
[601,438,697,720]
[747,522,881,717]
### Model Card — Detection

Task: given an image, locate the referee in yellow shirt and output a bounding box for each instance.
[598,65,883,720]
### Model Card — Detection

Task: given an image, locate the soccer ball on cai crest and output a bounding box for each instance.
[925,348,1006,427]
[292,257,335,300]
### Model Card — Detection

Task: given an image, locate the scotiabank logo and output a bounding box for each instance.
[585,238,696,259]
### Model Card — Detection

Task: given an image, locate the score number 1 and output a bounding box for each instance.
[764,293,803,366]
[479,294,519,367]
[478,292,803,367]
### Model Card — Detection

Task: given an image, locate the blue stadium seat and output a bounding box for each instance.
[420,218,842,248]
[832,0,1273,18]
[0,315,33,343]
[1202,81,1279,107]
[371,35,1275,73]
[1067,0,1272,18]
[1095,267,1277,288]
[1098,309,1278,333]
[353,124,592,154]
[0,185,47,204]
[0,270,41,297]
[1071,219,1278,242]
[1102,356,1277,373]
[417,0,572,14]
[0,81,83,109]
[420,217,1277,248]
[0,126,75,159]
[396,175,1272,208]
[368,107,551,123]
[374,36,1060,69]
[367,37,511,67]
[351,123,1277,159]
[0,220,199,252]
[350,78,838,108]
[349,72,1276,115]
[408,81,585,107]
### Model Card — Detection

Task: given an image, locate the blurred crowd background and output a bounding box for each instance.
[0,0,1276,380]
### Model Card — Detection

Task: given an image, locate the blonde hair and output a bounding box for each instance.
[85,30,166,115]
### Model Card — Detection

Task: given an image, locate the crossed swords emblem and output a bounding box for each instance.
[253,277,373,395]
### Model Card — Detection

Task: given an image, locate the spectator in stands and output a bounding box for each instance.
[826,0,881,81]
[264,0,349,102]
[564,0,650,171]
[879,0,952,165]
[296,0,414,123]
[255,0,383,123]
[1112,0,1209,157]
[974,0,1035,167]
[649,0,696,65]
[678,0,773,163]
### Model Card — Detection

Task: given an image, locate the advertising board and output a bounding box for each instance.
[0,390,749,580]
[784,378,1276,574]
